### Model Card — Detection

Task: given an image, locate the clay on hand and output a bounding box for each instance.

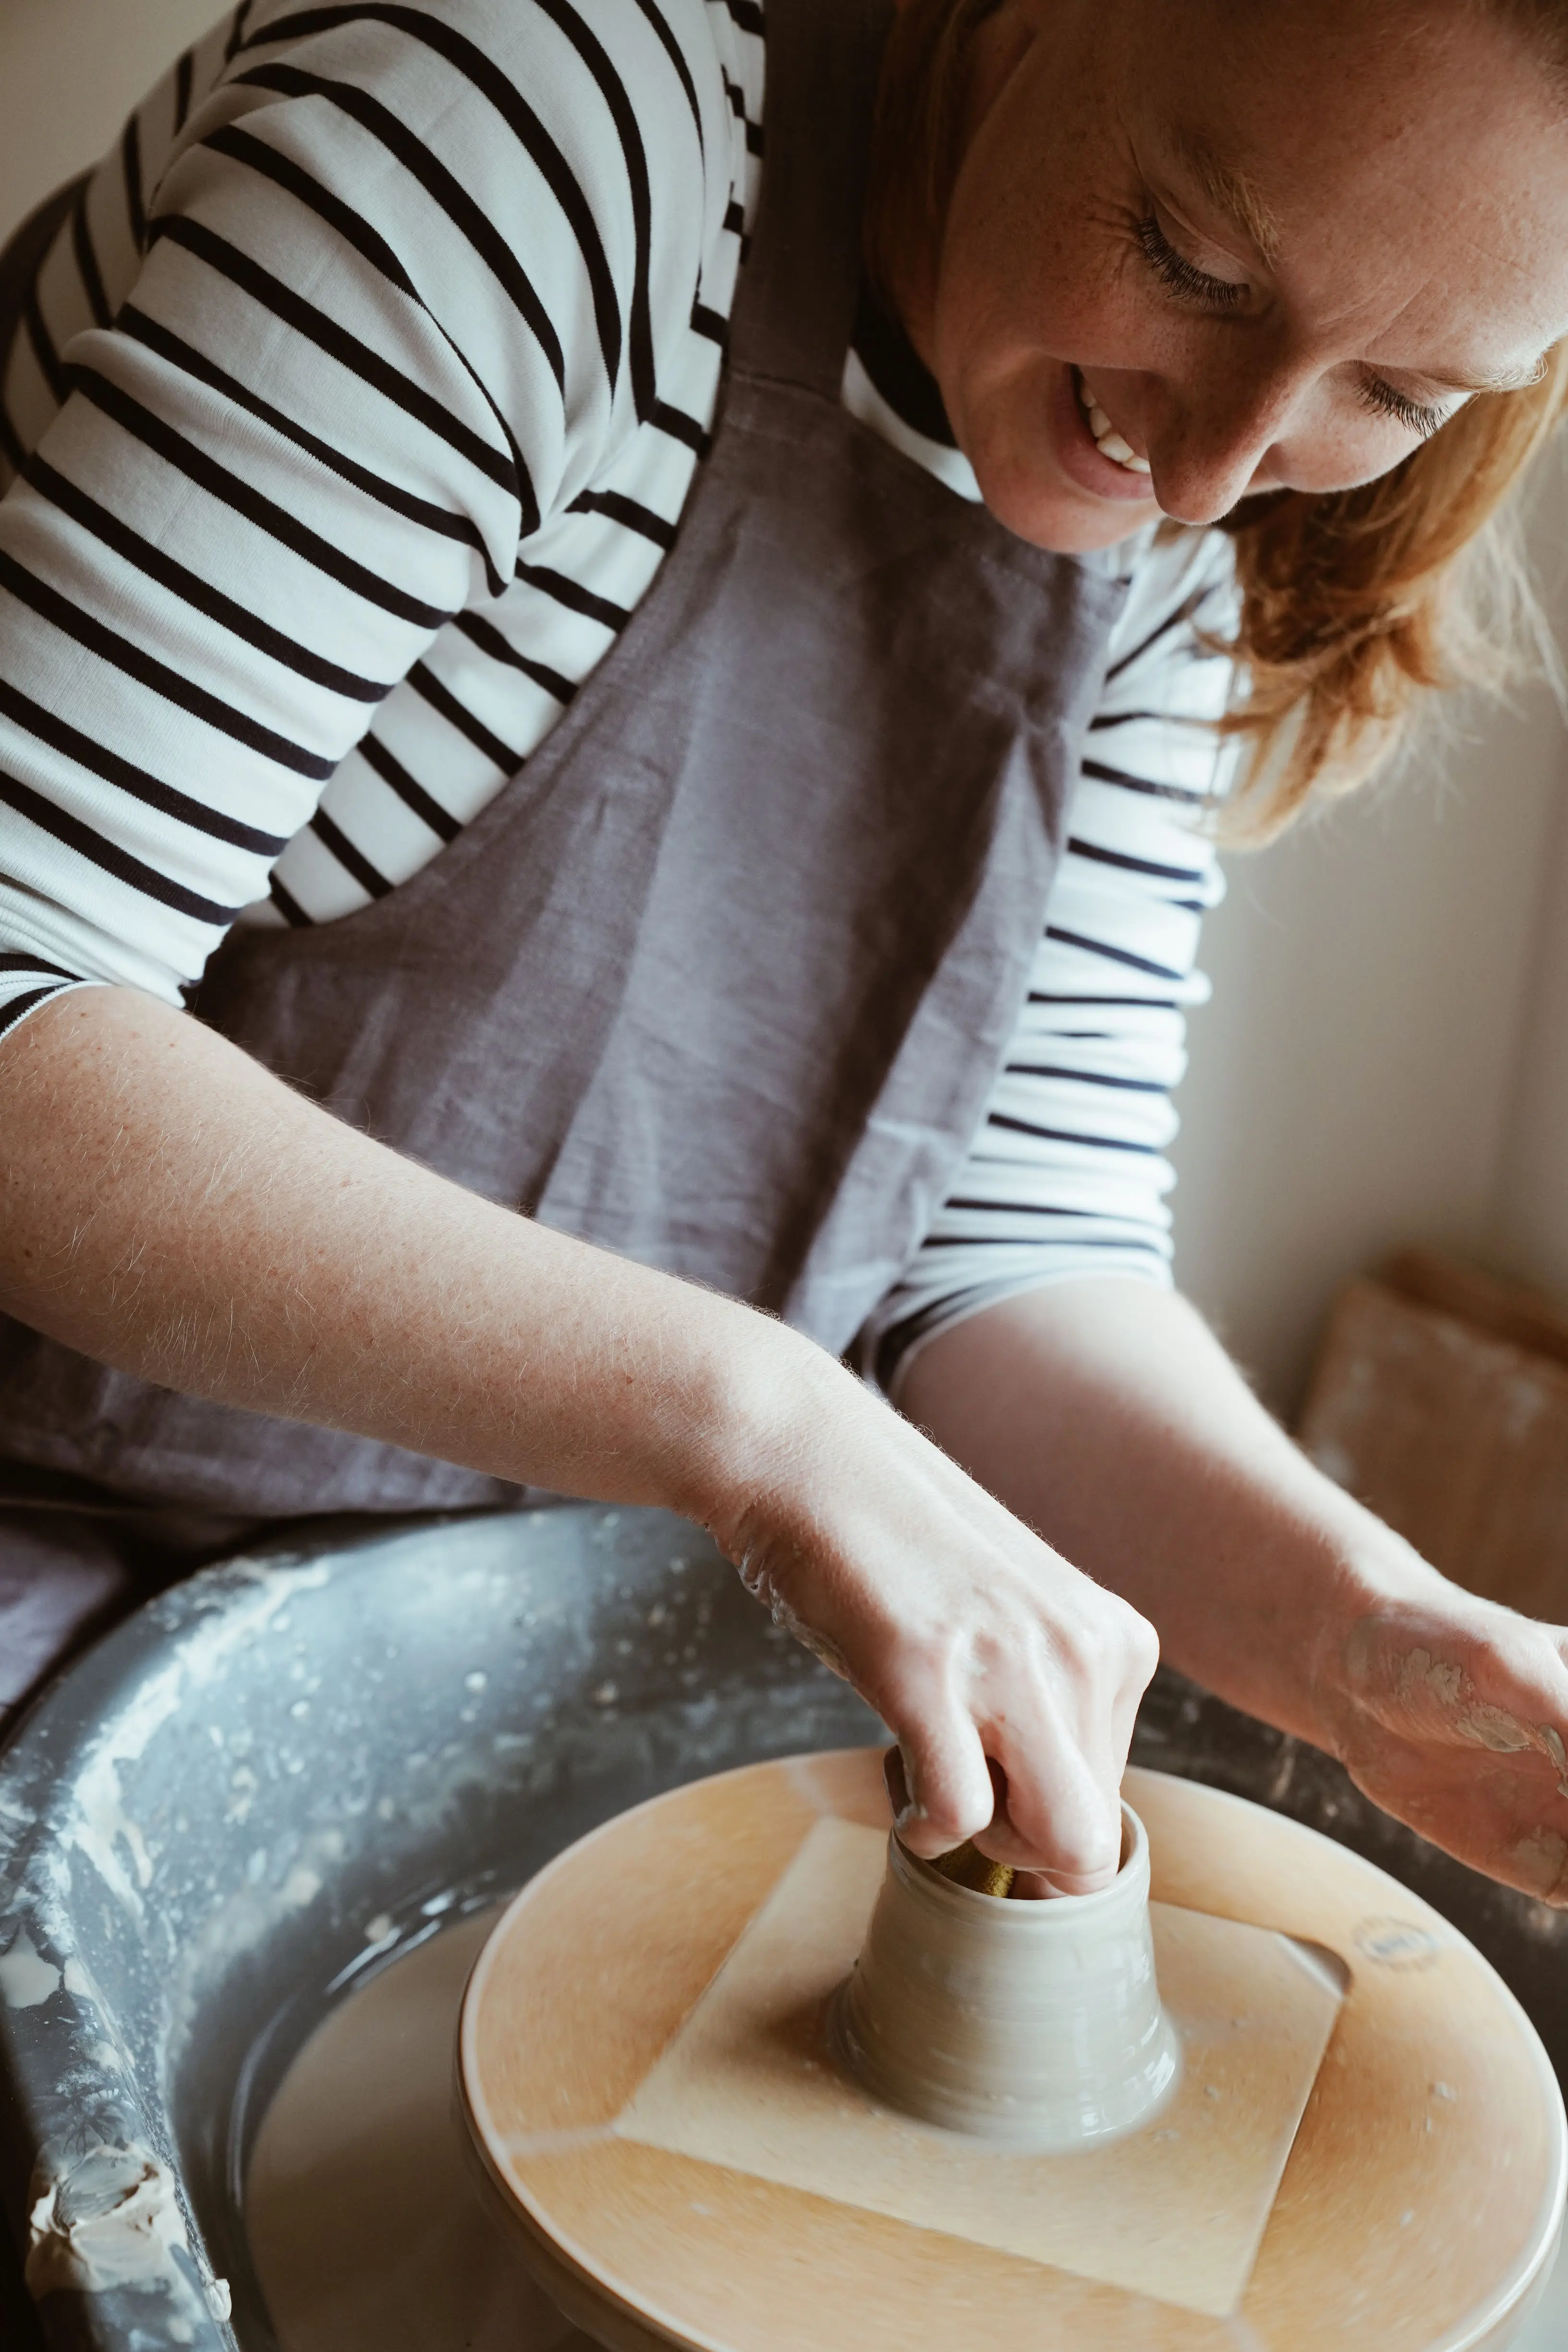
[1328,1590,1568,1904]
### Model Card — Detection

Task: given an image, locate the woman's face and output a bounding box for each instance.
[912,0,1568,552]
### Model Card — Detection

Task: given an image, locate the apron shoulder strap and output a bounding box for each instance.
[729,0,896,399]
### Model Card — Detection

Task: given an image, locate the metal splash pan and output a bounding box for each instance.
[0,1505,880,2349]
[0,1502,1563,2352]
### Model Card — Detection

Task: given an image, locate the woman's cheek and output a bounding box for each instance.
[1260,404,1426,499]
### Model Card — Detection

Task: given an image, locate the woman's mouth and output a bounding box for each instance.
[1072,369,1151,476]
[1041,364,1158,512]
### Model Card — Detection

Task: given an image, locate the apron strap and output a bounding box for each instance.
[728,0,896,400]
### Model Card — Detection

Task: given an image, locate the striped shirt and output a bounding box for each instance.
[0,0,1235,1384]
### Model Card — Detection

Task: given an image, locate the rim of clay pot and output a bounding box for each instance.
[896,1800,1148,1924]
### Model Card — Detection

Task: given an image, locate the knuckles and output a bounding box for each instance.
[977,1811,1122,1883]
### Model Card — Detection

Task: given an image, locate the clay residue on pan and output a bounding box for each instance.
[26,2142,190,2297]
[0,1927,62,2009]
[61,1560,334,1921]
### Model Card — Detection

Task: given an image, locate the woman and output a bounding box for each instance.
[0,0,1565,1903]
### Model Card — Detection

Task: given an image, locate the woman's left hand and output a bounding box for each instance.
[898,1280,1568,1911]
[1324,1588,1568,1903]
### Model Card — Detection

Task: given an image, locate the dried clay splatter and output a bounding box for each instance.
[1396,1650,1568,1798]
[24,2140,233,2335]
[26,2143,190,2298]
[1512,1827,1568,1905]
[737,1554,853,1684]
[0,1928,61,2010]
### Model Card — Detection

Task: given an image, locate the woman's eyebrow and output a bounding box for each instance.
[1425,356,1549,395]
[1167,126,1282,266]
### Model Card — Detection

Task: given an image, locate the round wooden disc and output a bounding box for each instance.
[459,1753,1565,2352]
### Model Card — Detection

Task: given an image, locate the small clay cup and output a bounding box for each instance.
[835,1802,1179,2150]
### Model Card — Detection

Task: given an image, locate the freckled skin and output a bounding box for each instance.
[893,0,1568,550]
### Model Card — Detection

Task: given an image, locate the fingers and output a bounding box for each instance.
[883,1674,1130,1898]
[1384,1757,1568,1905]
[882,1715,997,1859]
[724,1375,1157,1896]
[972,1740,1124,1894]
[1010,1869,1070,1902]
[871,1572,1155,1893]
[1342,1719,1568,1904]
[1511,1824,1568,1905]
[966,1595,1155,1890]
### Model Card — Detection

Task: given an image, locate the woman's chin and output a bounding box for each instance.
[958,361,1163,552]
[972,463,1160,554]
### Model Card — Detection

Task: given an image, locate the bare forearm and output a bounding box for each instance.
[0,988,1160,1892]
[0,986,781,1510]
[900,1279,1436,1749]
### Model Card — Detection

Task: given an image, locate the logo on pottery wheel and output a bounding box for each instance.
[1352,1917,1443,1970]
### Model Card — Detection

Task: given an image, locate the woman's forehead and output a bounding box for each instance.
[1125,4,1568,367]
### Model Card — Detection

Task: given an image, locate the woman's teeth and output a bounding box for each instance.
[1075,372,1152,477]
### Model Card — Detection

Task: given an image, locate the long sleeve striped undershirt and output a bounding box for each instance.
[0,0,1236,1387]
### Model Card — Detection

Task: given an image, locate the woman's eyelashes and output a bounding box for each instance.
[1355,374,1447,440]
[1134,213,1246,312]
[1133,206,1452,446]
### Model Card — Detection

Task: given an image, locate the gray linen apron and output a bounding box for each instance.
[0,0,1126,1524]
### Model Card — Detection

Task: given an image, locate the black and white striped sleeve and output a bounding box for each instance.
[0,0,719,1038]
[863,528,1239,1392]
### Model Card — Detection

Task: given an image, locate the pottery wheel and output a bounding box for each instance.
[458,1752,1566,2352]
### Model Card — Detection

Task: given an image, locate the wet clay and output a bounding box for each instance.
[837,1804,1181,2148]
[246,1906,593,2352]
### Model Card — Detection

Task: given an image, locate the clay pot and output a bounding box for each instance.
[835,1802,1179,2150]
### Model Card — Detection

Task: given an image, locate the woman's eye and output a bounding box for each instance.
[1356,375,1446,440]
[1134,215,1246,312]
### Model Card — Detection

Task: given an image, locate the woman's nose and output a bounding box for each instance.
[1146,366,1303,526]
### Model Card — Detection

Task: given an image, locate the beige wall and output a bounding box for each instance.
[7,2,1568,1416]
[1491,623,1568,1308]
[0,0,219,236]
[1172,482,1568,1406]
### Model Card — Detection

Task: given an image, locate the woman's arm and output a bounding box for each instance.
[0,984,1157,1891]
[901,1275,1568,1903]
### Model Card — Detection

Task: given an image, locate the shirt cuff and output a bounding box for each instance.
[857,1255,1173,1407]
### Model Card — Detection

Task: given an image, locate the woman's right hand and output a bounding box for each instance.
[698,1332,1159,1896]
